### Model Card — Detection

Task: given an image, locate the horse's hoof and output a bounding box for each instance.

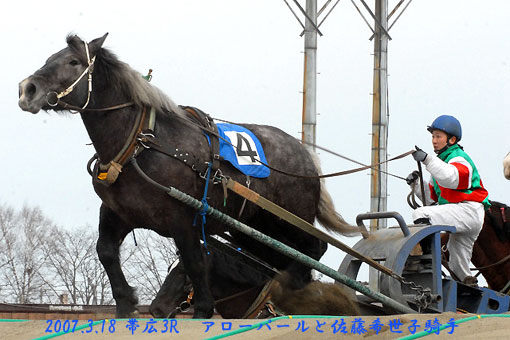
[116,307,139,319]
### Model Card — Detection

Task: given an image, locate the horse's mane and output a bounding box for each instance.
[66,35,186,118]
[486,200,510,242]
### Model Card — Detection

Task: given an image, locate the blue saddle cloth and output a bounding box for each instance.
[217,123,270,178]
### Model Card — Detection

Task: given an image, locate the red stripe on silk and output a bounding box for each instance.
[438,184,489,203]
[451,162,470,189]
[429,183,438,202]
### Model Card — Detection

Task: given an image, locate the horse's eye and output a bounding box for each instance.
[69,60,79,66]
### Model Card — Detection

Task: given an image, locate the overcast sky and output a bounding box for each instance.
[2,1,509,283]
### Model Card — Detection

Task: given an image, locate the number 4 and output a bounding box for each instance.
[235,133,258,162]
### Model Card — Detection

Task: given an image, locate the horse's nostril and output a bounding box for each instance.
[26,82,36,97]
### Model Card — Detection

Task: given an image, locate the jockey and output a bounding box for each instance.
[406,115,490,286]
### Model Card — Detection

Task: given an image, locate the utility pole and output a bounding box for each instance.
[302,0,318,151]
[370,1,389,233]
[369,0,389,290]
[349,0,413,291]
[284,0,340,150]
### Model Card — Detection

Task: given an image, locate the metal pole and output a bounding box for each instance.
[369,0,389,291]
[302,0,317,151]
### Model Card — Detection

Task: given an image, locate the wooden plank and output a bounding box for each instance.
[226,179,400,279]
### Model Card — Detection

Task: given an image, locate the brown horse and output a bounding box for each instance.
[150,245,360,318]
[442,201,510,292]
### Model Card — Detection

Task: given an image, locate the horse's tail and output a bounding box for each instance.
[309,150,362,237]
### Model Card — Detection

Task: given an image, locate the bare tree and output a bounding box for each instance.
[121,230,178,304]
[39,224,117,305]
[0,205,51,303]
[0,203,178,306]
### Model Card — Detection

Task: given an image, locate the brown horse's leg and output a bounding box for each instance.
[96,204,138,318]
[173,231,215,319]
[285,236,327,290]
[149,259,190,318]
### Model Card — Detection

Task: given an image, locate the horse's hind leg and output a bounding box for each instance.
[173,231,215,319]
[96,204,138,317]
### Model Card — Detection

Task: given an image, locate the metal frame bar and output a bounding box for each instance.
[292,0,324,36]
[350,0,375,35]
[368,0,413,39]
[388,0,413,31]
[317,0,332,17]
[359,0,392,40]
[299,0,341,36]
[283,0,305,29]
[318,0,341,28]
[388,0,406,20]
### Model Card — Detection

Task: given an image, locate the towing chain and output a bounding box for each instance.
[387,271,433,312]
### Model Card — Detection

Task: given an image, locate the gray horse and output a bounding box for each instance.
[18,33,358,318]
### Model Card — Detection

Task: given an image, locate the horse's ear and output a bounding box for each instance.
[89,33,109,56]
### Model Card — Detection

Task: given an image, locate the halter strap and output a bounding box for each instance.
[47,41,96,110]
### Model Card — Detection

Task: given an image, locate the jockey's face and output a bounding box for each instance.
[431,130,456,152]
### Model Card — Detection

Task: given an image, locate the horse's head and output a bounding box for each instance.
[149,257,194,318]
[18,33,108,114]
[503,152,510,180]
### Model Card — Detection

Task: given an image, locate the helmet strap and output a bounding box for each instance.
[435,144,449,155]
[435,135,459,154]
[446,134,459,146]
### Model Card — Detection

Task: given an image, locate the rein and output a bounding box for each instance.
[53,100,135,113]
[164,108,415,180]
[470,253,510,271]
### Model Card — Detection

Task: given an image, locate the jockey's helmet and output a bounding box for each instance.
[427,115,462,142]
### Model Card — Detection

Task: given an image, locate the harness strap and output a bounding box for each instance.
[136,134,210,176]
[95,106,151,185]
[193,162,213,253]
[56,100,135,113]
[180,106,221,172]
[48,41,95,110]
[242,279,279,319]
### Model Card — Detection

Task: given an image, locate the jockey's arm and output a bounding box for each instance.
[423,155,471,190]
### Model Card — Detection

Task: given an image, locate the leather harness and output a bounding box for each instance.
[90,105,220,186]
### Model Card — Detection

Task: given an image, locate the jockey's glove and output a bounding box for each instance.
[412,146,428,163]
[406,170,420,185]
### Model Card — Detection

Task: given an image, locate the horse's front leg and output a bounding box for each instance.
[96,204,138,317]
[173,230,214,319]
